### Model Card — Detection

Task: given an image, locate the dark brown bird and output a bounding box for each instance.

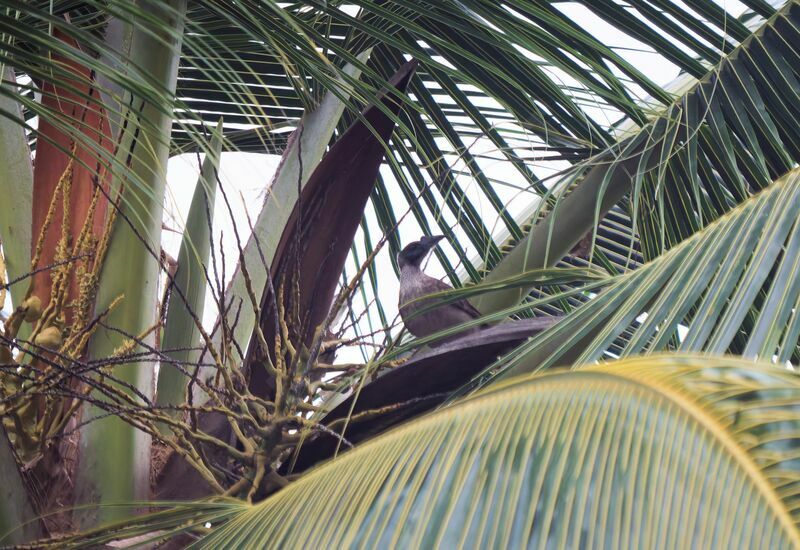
[398,235,483,344]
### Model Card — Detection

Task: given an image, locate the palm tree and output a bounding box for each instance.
[2,0,800,546]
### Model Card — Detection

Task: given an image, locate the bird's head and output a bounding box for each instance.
[398,235,444,269]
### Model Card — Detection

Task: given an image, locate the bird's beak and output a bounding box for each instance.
[421,235,445,249]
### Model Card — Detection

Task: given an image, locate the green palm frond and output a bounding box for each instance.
[459,166,800,396]
[156,119,223,425]
[5,499,247,549]
[631,0,800,259]
[4,2,782,279]
[478,0,800,314]
[197,356,800,548]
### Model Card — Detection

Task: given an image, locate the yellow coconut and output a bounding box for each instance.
[34,326,63,349]
[21,296,42,323]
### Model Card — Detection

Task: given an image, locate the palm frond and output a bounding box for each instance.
[198,356,800,548]
[477,0,800,314]
[461,166,800,396]
[5,1,780,283]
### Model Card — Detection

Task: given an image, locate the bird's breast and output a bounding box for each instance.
[398,269,431,313]
[398,269,475,342]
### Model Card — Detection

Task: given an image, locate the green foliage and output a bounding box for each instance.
[476,0,800,314]
[457,167,800,397]
[202,356,800,549]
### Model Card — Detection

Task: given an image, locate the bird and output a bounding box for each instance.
[397,235,484,345]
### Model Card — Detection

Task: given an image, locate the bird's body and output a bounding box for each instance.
[397,236,483,345]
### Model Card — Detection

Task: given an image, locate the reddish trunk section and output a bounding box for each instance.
[30,30,113,317]
[24,31,116,533]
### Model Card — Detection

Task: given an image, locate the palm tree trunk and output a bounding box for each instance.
[74,0,187,526]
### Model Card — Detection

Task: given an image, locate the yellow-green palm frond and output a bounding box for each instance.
[192,355,800,548]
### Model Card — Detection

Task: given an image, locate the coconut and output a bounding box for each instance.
[35,326,63,349]
[21,296,42,323]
